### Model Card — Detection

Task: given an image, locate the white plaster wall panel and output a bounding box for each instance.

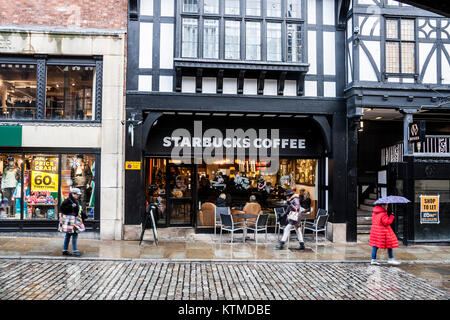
[442,45,450,84]
[419,43,436,83]
[307,0,316,25]
[138,75,152,91]
[22,125,101,148]
[363,40,380,72]
[403,78,415,83]
[419,43,433,72]
[307,31,317,74]
[243,79,258,95]
[347,17,353,40]
[283,80,297,96]
[388,77,400,82]
[140,0,153,15]
[263,80,278,95]
[304,81,317,97]
[324,82,336,97]
[386,0,399,5]
[159,76,174,92]
[161,0,174,16]
[360,16,380,37]
[223,78,237,94]
[323,32,336,75]
[359,46,377,81]
[181,77,196,93]
[160,23,174,69]
[323,0,335,26]
[358,0,377,5]
[422,49,437,84]
[139,22,153,68]
[444,21,450,40]
[202,77,216,93]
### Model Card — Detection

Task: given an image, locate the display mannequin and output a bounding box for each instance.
[70,155,92,214]
[1,157,20,215]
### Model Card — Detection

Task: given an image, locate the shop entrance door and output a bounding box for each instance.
[166,163,195,226]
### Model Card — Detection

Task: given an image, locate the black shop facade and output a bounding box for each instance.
[124,113,337,237]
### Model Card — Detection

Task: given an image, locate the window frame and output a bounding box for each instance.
[383,16,418,80]
[0,55,103,123]
[177,0,305,63]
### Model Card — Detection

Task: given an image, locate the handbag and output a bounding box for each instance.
[287,210,299,222]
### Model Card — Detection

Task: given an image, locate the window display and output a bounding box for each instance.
[61,154,96,220]
[23,154,59,219]
[0,154,22,219]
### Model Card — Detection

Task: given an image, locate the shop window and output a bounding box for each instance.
[61,154,96,220]
[204,0,219,14]
[0,154,22,219]
[414,180,450,242]
[197,158,319,228]
[46,65,95,120]
[225,20,241,60]
[266,0,282,17]
[246,21,261,60]
[0,64,36,120]
[23,154,59,220]
[246,0,261,16]
[146,158,167,226]
[203,19,220,59]
[286,0,302,18]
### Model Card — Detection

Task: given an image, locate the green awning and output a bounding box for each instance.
[0,126,22,146]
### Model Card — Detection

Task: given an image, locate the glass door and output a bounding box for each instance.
[166,162,194,226]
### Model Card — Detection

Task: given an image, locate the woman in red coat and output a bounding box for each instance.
[369,204,400,265]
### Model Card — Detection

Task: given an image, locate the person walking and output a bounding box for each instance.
[369,203,400,265]
[58,188,86,257]
[275,189,305,251]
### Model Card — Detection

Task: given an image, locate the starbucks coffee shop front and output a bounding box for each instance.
[122,113,352,240]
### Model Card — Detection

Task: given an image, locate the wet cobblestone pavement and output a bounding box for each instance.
[0,259,448,300]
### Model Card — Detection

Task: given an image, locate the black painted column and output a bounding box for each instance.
[346,117,359,242]
[329,112,347,225]
[124,109,145,225]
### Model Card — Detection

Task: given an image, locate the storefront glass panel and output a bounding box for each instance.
[23,154,59,220]
[0,154,22,219]
[146,158,167,226]
[0,64,36,120]
[393,179,404,239]
[414,180,450,241]
[46,65,95,120]
[61,154,96,220]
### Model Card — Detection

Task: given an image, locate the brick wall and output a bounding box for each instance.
[0,0,127,30]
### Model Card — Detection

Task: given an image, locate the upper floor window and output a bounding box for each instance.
[0,64,36,120]
[179,0,305,62]
[385,18,415,75]
[0,57,100,121]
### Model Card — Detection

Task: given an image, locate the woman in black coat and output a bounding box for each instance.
[58,188,86,257]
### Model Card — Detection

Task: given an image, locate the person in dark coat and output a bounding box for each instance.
[214,193,227,207]
[275,189,305,250]
[369,203,400,265]
[58,188,86,257]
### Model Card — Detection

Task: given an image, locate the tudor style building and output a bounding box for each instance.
[124,0,450,243]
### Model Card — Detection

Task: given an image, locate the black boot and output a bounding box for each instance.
[275,241,285,250]
[295,242,305,251]
[62,251,72,256]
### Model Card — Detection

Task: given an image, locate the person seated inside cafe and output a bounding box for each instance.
[300,191,312,215]
[215,193,227,207]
